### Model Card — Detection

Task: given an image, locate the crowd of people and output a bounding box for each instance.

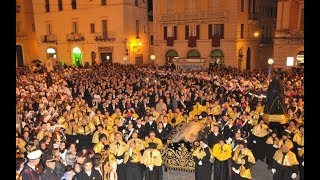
[16,63,304,180]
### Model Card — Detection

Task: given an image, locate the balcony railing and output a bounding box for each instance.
[275,30,304,38]
[41,34,57,43]
[94,32,116,41]
[66,33,85,42]
[16,32,26,38]
[159,11,227,22]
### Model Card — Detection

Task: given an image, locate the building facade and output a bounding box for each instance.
[256,0,278,69]
[32,0,149,66]
[151,0,264,70]
[273,0,304,68]
[16,0,39,67]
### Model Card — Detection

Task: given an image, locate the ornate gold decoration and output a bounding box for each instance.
[162,142,195,172]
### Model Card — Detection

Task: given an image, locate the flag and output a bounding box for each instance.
[167,37,174,46]
[212,35,221,47]
[188,36,197,47]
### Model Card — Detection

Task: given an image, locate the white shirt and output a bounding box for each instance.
[27,163,36,171]
[85,171,91,177]
[163,123,167,128]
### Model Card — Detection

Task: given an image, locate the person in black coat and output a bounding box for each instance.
[144,116,157,136]
[162,116,173,135]
[46,72,53,88]
[155,123,167,144]
[135,119,147,139]
[40,155,59,180]
[207,125,224,148]
[222,118,237,141]
[20,150,42,180]
[108,100,118,115]
[75,158,102,180]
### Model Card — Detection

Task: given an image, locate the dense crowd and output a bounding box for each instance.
[16,63,304,180]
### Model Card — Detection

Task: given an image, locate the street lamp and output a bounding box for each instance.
[267,58,274,81]
[150,54,156,61]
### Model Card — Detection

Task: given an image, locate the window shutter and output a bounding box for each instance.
[185,25,189,40]
[220,24,224,39]
[174,26,177,40]
[208,24,212,39]
[196,25,200,39]
[164,26,167,40]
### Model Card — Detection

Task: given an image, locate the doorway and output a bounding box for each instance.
[166,49,179,66]
[91,51,96,65]
[135,54,143,65]
[72,47,82,66]
[100,52,112,64]
[16,45,24,67]
[246,48,251,70]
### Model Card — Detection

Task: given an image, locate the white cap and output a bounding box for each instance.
[27,150,42,160]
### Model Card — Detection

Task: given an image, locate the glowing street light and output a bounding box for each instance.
[150,54,156,61]
[254,32,259,37]
[268,58,274,65]
[267,58,274,81]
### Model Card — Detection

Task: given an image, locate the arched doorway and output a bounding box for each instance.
[209,49,224,69]
[91,51,96,65]
[16,45,24,67]
[166,49,179,65]
[187,49,201,58]
[296,51,304,66]
[246,48,251,70]
[72,47,82,66]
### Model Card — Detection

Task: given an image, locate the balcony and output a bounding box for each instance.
[16,32,26,38]
[66,33,85,42]
[159,11,227,22]
[94,32,116,41]
[274,30,304,39]
[41,34,57,43]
